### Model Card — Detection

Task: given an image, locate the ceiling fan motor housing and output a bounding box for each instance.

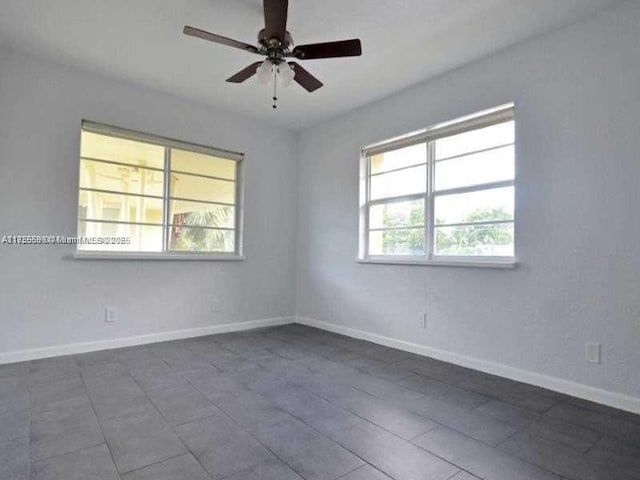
[258,28,293,62]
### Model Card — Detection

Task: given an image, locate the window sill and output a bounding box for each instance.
[72,251,245,261]
[357,257,517,269]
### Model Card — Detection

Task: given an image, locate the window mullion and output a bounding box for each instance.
[162,147,171,253]
[426,141,435,260]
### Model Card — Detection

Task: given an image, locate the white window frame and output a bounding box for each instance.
[74,121,244,261]
[358,105,516,269]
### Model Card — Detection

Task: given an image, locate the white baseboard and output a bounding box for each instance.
[296,316,640,415]
[0,316,294,364]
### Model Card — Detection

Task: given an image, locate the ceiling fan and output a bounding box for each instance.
[183,0,362,108]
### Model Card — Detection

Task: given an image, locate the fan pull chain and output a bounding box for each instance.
[272,66,278,109]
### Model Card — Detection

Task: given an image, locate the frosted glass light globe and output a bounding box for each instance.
[257,60,274,85]
[277,62,295,88]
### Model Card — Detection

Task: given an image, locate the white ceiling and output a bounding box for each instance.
[0,0,623,130]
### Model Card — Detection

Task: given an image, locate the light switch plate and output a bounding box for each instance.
[586,342,601,364]
[104,307,117,323]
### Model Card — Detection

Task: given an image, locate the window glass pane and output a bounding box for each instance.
[370,143,426,175]
[169,226,234,252]
[78,190,163,224]
[80,159,164,196]
[170,201,234,229]
[435,145,514,191]
[435,121,514,160]
[434,222,514,257]
[369,199,424,230]
[81,131,164,169]
[171,149,236,180]
[77,222,163,252]
[369,228,425,256]
[435,187,514,226]
[170,173,235,204]
[370,165,426,201]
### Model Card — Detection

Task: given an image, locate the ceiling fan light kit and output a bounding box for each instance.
[183,0,362,109]
[257,59,296,108]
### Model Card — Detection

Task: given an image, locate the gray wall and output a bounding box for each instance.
[296,2,640,401]
[0,50,298,354]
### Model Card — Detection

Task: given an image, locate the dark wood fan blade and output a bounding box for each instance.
[226,62,263,83]
[183,26,258,53]
[289,62,323,92]
[263,0,288,42]
[292,39,362,59]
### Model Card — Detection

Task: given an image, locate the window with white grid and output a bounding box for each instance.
[360,105,515,266]
[77,121,243,258]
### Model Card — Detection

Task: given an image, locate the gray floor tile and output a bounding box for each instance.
[219,357,266,374]
[534,388,640,426]
[31,403,103,460]
[345,356,413,382]
[414,426,562,480]
[31,444,119,480]
[224,363,274,386]
[121,453,211,480]
[258,355,306,375]
[475,399,602,452]
[449,472,482,480]
[456,373,558,413]
[101,409,186,473]
[147,384,221,426]
[196,350,243,371]
[289,371,438,440]
[498,431,640,480]
[175,415,273,479]
[0,377,30,413]
[252,383,364,437]
[330,371,515,446]
[182,367,248,397]
[74,350,118,369]
[338,464,392,480]
[0,436,28,480]
[397,374,490,410]
[251,416,365,480]
[300,342,363,362]
[160,350,212,374]
[209,390,291,431]
[343,341,414,364]
[9,325,640,480]
[81,362,133,390]
[87,379,154,421]
[588,436,640,473]
[0,361,30,379]
[30,376,91,413]
[545,402,640,447]
[221,458,303,480]
[299,356,363,380]
[129,363,188,392]
[267,343,309,361]
[398,359,557,413]
[331,420,459,480]
[113,346,156,367]
[326,384,438,440]
[30,357,79,384]
[0,407,29,443]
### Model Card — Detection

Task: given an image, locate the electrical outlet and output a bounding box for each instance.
[104,306,117,323]
[211,299,222,313]
[586,342,601,364]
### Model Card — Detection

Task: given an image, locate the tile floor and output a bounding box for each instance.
[1,324,639,480]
